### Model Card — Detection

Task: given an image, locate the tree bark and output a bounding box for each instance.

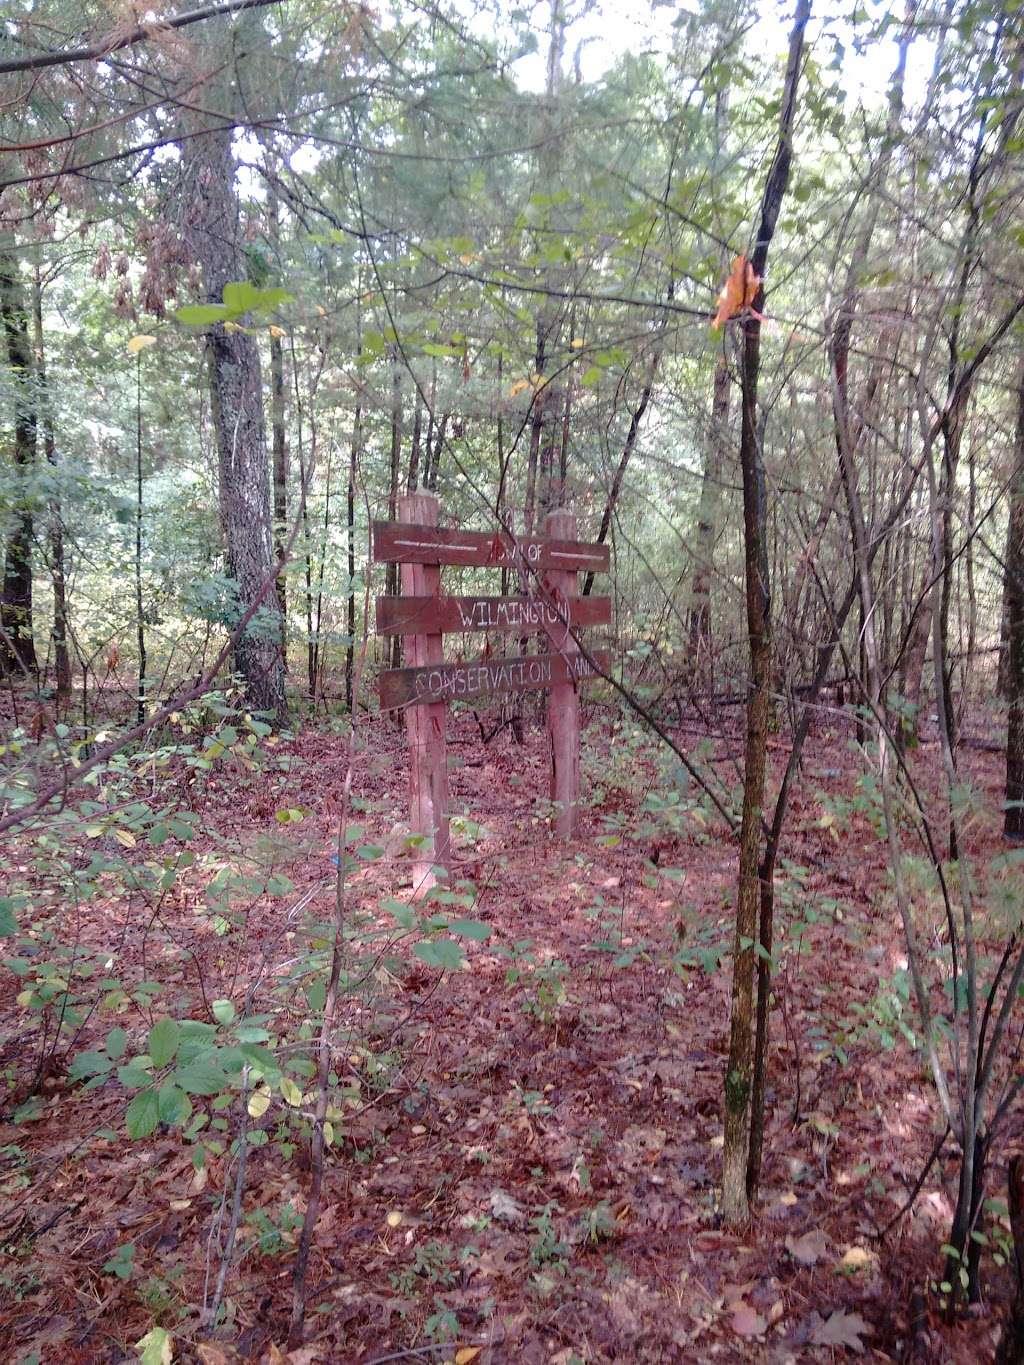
[1006,362,1024,841]
[270,334,288,665]
[387,349,402,672]
[31,269,70,704]
[0,253,38,677]
[582,354,658,598]
[688,354,730,666]
[721,0,810,1228]
[345,400,360,714]
[181,122,285,718]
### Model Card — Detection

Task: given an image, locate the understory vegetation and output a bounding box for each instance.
[2,0,1024,1360]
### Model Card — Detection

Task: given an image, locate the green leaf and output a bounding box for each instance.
[381,897,416,929]
[135,1325,172,1365]
[126,1088,160,1139]
[118,1060,152,1088]
[0,898,17,937]
[413,939,465,970]
[105,1027,128,1060]
[212,999,236,1026]
[222,281,292,315]
[174,303,229,326]
[103,1243,135,1280]
[449,918,492,941]
[157,1083,192,1127]
[173,1061,228,1096]
[69,1051,113,1080]
[355,844,385,861]
[148,1018,181,1068]
[279,1076,303,1106]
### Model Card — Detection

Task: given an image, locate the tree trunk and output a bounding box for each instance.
[134,355,147,726]
[688,89,732,673]
[345,400,360,714]
[268,189,287,669]
[31,269,70,704]
[1005,363,1024,841]
[688,354,730,666]
[181,124,285,719]
[407,391,423,494]
[995,1156,1024,1364]
[721,0,810,1228]
[270,324,288,663]
[387,350,403,672]
[0,253,38,677]
[582,355,658,597]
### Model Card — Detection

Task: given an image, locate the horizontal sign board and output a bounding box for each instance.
[373,521,610,573]
[376,593,611,637]
[379,649,610,711]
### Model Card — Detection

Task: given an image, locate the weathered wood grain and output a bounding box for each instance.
[544,509,582,838]
[372,521,610,572]
[375,593,611,636]
[379,648,610,711]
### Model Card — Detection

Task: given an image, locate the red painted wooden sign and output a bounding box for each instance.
[373,520,610,572]
[374,495,608,895]
[376,593,611,637]
[379,649,611,711]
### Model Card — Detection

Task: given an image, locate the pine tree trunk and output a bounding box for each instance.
[181,124,285,719]
[0,253,38,677]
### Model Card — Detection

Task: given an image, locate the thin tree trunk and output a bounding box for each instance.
[425,412,447,492]
[524,324,547,537]
[689,354,730,663]
[387,351,402,672]
[267,189,288,672]
[31,270,70,704]
[345,401,360,714]
[582,354,659,597]
[721,0,810,1228]
[689,89,732,670]
[1005,362,1024,841]
[0,253,38,677]
[407,391,423,494]
[270,330,288,665]
[134,354,147,726]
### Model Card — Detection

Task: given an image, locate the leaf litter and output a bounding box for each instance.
[0,709,1014,1361]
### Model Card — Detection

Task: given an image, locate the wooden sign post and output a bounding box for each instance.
[397,493,451,897]
[544,508,581,837]
[374,498,609,895]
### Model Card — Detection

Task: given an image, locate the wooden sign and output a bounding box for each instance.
[375,496,608,895]
[373,521,610,573]
[379,649,610,711]
[376,593,611,637]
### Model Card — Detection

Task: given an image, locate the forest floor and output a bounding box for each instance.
[0,695,1018,1363]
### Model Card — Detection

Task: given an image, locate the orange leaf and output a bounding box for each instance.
[711,254,761,329]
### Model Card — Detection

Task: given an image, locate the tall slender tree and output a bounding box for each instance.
[0,253,39,677]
